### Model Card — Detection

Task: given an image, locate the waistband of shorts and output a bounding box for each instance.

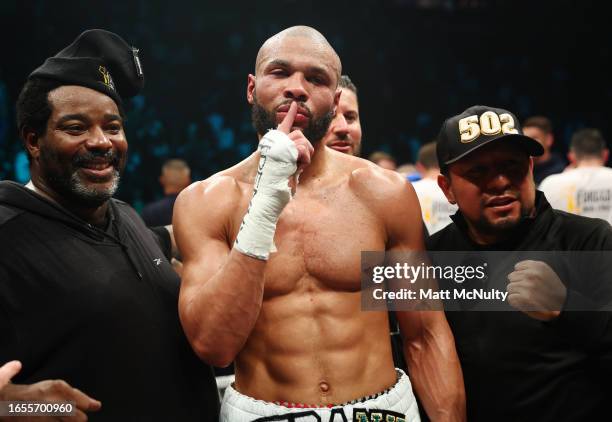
[275,369,404,408]
[223,368,413,413]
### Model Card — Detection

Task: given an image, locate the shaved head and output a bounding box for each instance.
[255,26,342,85]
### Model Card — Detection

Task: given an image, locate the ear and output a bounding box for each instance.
[247,74,256,105]
[603,149,609,164]
[437,173,456,204]
[22,128,41,161]
[332,87,341,117]
[567,150,576,165]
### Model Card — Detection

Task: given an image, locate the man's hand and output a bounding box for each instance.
[277,101,314,172]
[235,101,314,260]
[0,380,101,422]
[507,260,567,321]
[0,361,21,389]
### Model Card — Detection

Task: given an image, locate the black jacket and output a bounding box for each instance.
[0,181,219,421]
[426,192,612,422]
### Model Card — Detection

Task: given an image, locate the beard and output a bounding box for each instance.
[473,194,534,237]
[39,147,124,208]
[251,93,334,143]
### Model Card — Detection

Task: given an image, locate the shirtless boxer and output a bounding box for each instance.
[175,26,465,422]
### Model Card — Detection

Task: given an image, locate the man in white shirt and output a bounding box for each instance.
[412,142,458,234]
[539,128,612,223]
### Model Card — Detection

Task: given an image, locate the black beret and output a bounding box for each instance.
[29,29,144,105]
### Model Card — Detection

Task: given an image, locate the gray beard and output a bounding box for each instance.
[69,169,120,205]
[39,146,122,208]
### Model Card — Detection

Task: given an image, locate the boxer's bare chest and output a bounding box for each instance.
[230,176,386,296]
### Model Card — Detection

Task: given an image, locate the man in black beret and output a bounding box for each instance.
[0,29,219,421]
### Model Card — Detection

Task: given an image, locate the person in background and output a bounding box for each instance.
[368,150,397,170]
[397,163,422,182]
[412,142,457,234]
[142,158,191,226]
[539,128,612,223]
[322,74,362,156]
[522,116,565,184]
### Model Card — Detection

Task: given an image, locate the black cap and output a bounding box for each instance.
[29,29,144,105]
[436,105,543,171]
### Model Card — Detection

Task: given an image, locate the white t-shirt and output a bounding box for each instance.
[539,166,612,224]
[412,178,458,235]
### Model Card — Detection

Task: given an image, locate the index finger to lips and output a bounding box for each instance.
[277,101,298,134]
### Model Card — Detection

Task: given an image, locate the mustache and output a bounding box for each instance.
[277,100,312,118]
[73,150,120,167]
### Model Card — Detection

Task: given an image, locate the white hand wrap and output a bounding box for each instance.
[234,130,298,260]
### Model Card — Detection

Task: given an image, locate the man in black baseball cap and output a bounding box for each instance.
[427,105,612,421]
[0,29,219,420]
[435,105,543,243]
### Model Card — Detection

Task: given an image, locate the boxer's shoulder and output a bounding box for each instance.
[348,160,413,201]
[180,174,242,203]
[174,173,244,227]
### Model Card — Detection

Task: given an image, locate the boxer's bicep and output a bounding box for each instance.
[174,177,236,294]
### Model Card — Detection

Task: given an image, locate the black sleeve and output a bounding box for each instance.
[148,226,172,261]
[546,226,612,365]
[548,289,612,346]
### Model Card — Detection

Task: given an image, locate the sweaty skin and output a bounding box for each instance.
[175,25,465,420]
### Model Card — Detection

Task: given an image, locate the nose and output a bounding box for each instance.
[332,114,349,137]
[283,73,308,102]
[86,126,113,151]
[486,171,512,193]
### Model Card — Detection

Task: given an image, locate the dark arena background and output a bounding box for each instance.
[0,0,609,210]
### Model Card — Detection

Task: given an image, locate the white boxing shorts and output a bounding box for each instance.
[220,369,421,421]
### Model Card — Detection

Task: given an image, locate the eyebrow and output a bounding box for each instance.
[56,114,89,125]
[104,114,123,122]
[56,113,123,125]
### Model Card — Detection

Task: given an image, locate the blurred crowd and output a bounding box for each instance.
[1,1,610,212]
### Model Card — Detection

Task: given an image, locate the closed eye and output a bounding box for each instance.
[307,75,325,85]
[105,123,123,134]
[63,124,86,135]
[270,68,289,77]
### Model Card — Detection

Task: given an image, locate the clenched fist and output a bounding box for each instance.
[506,260,567,321]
